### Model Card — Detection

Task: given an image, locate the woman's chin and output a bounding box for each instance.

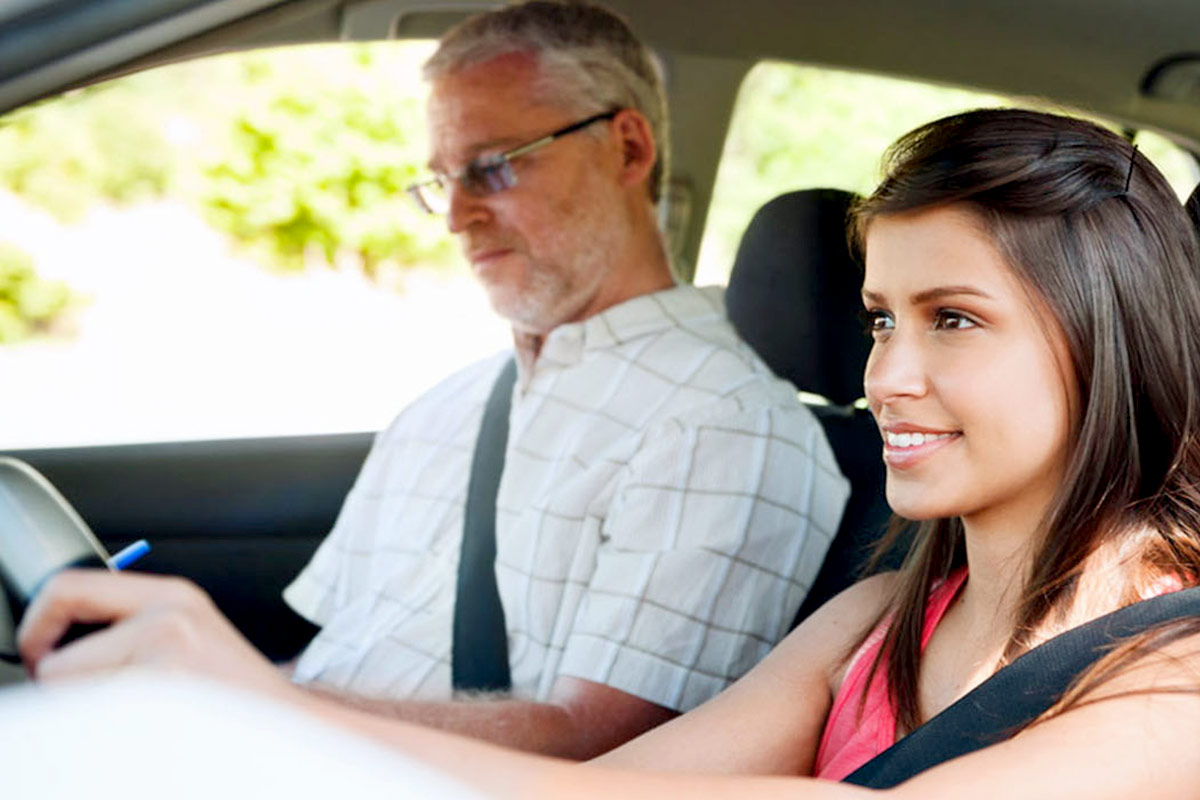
[884,491,962,523]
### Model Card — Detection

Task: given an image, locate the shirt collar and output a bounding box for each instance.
[531,284,726,371]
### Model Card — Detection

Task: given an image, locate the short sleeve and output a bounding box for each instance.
[282,427,391,627]
[283,352,509,629]
[555,401,848,711]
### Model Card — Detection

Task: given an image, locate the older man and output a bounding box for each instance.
[19,1,847,760]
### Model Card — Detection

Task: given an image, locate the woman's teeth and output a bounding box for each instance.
[886,431,954,448]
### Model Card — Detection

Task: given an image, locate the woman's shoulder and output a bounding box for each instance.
[770,572,900,683]
[810,571,901,630]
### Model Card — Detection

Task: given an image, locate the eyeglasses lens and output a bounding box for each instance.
[465,161,516,197]
[408,177,449,215]
[408,160,518,215]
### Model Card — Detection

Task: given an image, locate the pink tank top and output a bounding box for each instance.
[812,567,968,781]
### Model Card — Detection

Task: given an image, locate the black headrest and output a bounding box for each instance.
[726,188,870,406]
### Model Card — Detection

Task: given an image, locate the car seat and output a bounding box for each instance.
[725,188,905,628]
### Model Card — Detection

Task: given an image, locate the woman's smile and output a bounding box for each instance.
[880,426,962,469]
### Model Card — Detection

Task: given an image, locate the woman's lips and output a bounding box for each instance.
[880,428,962,469]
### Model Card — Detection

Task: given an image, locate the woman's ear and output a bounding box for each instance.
[610,108,657,195]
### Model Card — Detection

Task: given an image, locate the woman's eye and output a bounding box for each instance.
[933,309,977,330]
[861,309,894,336]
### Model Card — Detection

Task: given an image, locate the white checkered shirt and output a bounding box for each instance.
[284,285,849,711]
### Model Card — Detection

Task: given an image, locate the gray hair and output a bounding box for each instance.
[423,1,669,203]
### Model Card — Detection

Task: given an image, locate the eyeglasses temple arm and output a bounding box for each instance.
[502,110,620,162]
[503,134,557,162]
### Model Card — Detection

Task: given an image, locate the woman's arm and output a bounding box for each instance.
[17,568,892,784]
[592,572,898,775]
[299,687,883,800]
[386,622,1200,800]
[279,572,895,787]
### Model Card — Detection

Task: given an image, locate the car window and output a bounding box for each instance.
[695,61,1200,285]
[0,42,511,449]
[6,52,1197,450]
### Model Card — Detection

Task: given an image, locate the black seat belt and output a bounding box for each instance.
[845,585,1200,788]
[452,357,518,692]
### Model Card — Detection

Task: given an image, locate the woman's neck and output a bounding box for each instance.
[956,505,1045,645]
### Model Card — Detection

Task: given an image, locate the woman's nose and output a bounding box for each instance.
[863,332,928,407]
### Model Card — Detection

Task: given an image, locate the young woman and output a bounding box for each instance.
[17,108,1200,797]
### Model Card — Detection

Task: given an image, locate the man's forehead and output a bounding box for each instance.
[428,51,543,113]
[426,52,572,167]
[448,50,541,81]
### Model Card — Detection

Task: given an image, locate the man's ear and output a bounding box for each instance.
[611,108,657,193]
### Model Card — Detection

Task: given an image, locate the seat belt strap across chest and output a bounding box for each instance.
[452,357,518,692]
[844,584,1200,787]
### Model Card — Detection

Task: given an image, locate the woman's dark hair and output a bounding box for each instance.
[852,108,1200,733]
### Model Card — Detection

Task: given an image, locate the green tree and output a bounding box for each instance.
[199,63,454,274]
[0,75,177,222]
[0,243,73,342]
[0,43,457,279]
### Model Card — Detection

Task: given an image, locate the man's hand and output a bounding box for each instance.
[17,569,294,700]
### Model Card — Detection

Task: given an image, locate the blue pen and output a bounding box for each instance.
[108,539,151,570]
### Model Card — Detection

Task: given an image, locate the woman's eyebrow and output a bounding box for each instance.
[861,285,994,307]
[910,285,993,304]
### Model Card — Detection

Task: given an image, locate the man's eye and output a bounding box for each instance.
[464,159,514,195]
[861,309,894,336]
[933,309,977,330]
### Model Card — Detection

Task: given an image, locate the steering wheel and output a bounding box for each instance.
[0,457,112,663]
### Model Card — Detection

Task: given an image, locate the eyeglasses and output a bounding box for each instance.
[406,109,619,215]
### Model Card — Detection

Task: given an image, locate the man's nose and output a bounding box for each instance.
[446,182,490,233]
[863,334,928,406]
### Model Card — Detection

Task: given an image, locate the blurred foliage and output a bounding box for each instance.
[0,42,454,283]
[0,75,177,222]
[0,242,72,342]
[198,50,453,274]
[696,63,1200,282]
